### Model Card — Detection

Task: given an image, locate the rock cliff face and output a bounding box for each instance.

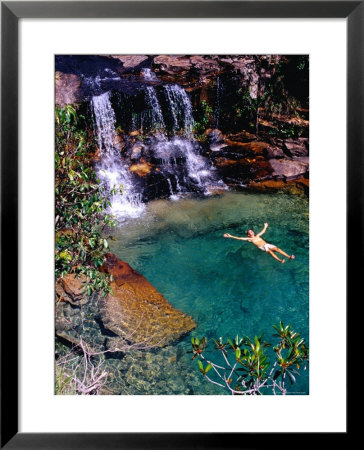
[55,54,309,197]
[55,254,196,350]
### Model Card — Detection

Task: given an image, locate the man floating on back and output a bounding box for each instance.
[224,222,295,264]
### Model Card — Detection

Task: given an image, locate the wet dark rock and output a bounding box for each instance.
[130,143,145,161]
[56,55,125,78]
[226,131,257,142]
[55,288,105,352]
[205,129,227,152]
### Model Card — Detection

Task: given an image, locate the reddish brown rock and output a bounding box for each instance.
[190,55,220,74]
[153,55,221,80]
[153,55,192,76]
[248,177,309,195]
[110,55,148,68]
[283,138,309,157]
[215,157,240,168]
[56,274,89,306]
[90,147,101,163]
[225,140,268,156]
[99,253,196,347]
[129,161,153,177]
[269,158,309,179]
[226,131,257,142]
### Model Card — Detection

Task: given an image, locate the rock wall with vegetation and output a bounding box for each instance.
[56,54,309,199]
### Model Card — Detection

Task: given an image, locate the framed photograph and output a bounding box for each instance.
[1,1,356,447]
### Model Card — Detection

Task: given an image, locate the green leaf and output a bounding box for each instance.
[227,338,235,349]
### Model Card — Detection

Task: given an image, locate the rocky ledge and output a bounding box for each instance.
[55,253,196,350]
[99,253,196,347]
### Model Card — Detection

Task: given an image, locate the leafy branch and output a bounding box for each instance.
[190,322,309,395]
[55,104,118,296]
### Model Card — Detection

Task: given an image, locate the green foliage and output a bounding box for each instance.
[55,363,76,395]
[234,88,258,122]
[297,55,308,71]
[55,105,117,296]
[190,322,309,395]
[193,100,213,138]
[260,60,303,121]
[267,122,304,139]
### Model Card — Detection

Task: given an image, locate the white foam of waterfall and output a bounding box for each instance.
[163,84,195,133]
[141,68,159,81]
[152,85,226,195]
[215,76,221,129]
[145,86,165,130]
[151,135,226,196]
[92,91,145,219]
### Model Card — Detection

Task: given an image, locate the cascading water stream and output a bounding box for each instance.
[152,84,226,195]
[92,91,145,219]
[215,76,221,129]
[141,68,159,82]
[163,84,194,133]
[145,86,165,131]
[92,81,226,211]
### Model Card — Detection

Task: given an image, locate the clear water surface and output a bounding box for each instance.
[108,191,309,395]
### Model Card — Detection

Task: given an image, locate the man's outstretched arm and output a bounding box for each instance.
[223,233,250,241]
[256,222,269,237]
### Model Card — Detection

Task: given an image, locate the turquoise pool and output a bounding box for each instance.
[108,191,309,395]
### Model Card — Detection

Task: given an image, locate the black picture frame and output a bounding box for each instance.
[1,1,356,447]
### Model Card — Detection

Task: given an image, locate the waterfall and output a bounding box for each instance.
[215,76,221,129]
[141,68,159,81]
[145,86,165,131]
[92,84,226,211]
[163,85,194,133]
[139,84,226,197]
[147,85,226,196]
[92,91,144,219]
[150,134,225,196]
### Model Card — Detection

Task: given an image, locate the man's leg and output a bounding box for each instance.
[267,249,285,263]
[273,247,295,259]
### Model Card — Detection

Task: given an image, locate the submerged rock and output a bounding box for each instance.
[99,253,196,347]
